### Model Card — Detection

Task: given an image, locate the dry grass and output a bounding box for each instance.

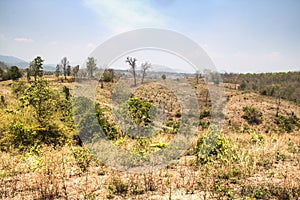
[0,76,300,199]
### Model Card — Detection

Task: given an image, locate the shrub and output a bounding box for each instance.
[71,147,93,172]
[195,129,230,165]
[275,113,299,133]
[127,97,156,127]
[102,68,115,82]
[5,122,37,150]
[242,106,263,125]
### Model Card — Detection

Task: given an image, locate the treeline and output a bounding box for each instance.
[0,61,23,81]
[222,71,300,104]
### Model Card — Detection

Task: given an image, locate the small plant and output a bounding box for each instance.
[242,106,263,125]
[107,175,129,198]
[71,147,93,173]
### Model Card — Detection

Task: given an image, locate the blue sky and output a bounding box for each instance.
[0,0,299,73]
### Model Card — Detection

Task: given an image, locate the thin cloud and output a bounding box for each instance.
[14,37,33,43]
[83,0,169,33]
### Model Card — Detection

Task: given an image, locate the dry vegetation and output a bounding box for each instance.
[0,73,300,199]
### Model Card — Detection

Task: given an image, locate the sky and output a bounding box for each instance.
[0,0,299,73]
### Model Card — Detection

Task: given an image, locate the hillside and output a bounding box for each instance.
[0,74,299,199]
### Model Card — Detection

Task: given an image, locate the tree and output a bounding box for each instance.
[7,66,22,80]
[102,68,115,82]
[60,57,69,80]
[140,62,151,84]
[55,64,61,79]
[0,67,3,79]
[30,56,44,81]
[126,57,137,86]
[161,74,166,80]
[195,70,200,84]
[72,65,79,78]
[67,65,71,76]
[86,57,97,78]
[239,80,246,90]
[20,79,55,125]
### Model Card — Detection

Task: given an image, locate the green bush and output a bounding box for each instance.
[242,106,263,125]
[195,129,230,165]
[275,112,300,133]
[71,147,93,172]
[127,97,156,127]
[5,122,37,150]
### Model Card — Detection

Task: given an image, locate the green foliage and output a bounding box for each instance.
[20,79,56,125]
[150,142,166,149]
[242,106,263,125]
[161,74,166,80]
[73,97,120,140]
[86,57,97,78]
[239,80,246,90]
[102,68,114,82]
[216,186,235,200]
[275,112,300,133]
[55,64,60,79]
[62,86,70,100]
[8,66,23,80]
[222,72,300,104]
[195,130,230,165]
[4,122,37,150]
[127,97,155,127]
[1,66,23,81]
[71,147,92,172]
[11,81,28,97]
[30,56,44,81]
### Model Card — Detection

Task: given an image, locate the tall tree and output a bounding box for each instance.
[126,57,137,86]
[86,57,97,78]
[30,56,44,81]
[140,62,151,84]
[60,57,69,80]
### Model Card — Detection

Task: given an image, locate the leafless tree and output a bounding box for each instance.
[140,62,151,84]
[60,57,69,80]
[126,57,137,86]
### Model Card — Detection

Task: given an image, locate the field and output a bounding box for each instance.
[0,72,299,199]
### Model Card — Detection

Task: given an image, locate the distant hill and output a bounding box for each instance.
[0,55,27,63]
[0,55,55,71]
[0,54,29,70]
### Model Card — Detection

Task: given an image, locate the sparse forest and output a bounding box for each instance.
[0,57,299,199]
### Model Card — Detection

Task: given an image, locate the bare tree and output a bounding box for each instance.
[60,57,69,80]
[140,62,151,84]
[126,57,137,86]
